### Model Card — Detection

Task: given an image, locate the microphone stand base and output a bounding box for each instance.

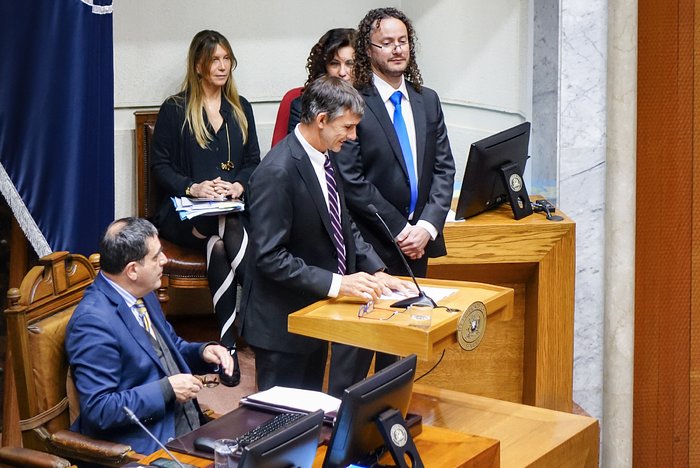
[391,293,437,309]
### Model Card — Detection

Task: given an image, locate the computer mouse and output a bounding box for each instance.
[193,436,217,453]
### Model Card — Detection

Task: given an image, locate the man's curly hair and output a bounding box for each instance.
[353,7,423,92]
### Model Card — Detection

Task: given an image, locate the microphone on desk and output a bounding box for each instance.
[368,204,436,308]
[123,406,186,468]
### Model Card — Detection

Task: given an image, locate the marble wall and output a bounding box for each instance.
[557,0,608,422]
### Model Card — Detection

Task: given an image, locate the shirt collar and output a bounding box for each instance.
[373,73,410,104]
[101,272,138,309]
[294,125,328,166]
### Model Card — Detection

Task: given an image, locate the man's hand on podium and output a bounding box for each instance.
[339,272,384,301]
[374,271,418,297]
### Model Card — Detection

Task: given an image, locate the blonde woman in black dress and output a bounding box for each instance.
[151,30,260,386]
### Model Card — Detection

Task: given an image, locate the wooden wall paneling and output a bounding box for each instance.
[691,2,700,465]
[636,0,694,465]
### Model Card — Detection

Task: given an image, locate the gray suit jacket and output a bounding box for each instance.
[333,83,455,264]
[240,133,385,354]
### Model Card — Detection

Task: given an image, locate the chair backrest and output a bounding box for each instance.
[134,110,162,219]
[271,87,304,147]
[4,252,98,451]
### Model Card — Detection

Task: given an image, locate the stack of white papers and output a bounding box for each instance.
[240,386,341,421]
[171,196,244,220]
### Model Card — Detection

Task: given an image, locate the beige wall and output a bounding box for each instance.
[112,0,531,217]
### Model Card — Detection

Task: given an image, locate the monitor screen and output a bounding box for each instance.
[322,354,418,468]
[455,122,531,220]
[239,409,324,468]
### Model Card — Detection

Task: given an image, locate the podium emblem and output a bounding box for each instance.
[457,301,487,351]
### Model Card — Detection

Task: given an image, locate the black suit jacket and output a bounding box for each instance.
[333,83,455,264]
[240,132,385,354]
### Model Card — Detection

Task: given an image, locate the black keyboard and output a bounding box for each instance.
[236,412,305,453]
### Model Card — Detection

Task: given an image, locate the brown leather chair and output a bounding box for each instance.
[134,111,209,312]
[4,252,142,466]
[0,446,74,468]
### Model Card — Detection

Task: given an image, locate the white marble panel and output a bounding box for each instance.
[559,146,606,418]
[558,0,608,422]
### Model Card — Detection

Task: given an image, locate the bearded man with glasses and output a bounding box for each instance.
[330,7,456,397]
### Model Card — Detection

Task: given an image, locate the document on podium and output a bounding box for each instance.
[380,285,459,302]
[240,386,340,422]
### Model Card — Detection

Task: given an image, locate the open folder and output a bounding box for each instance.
[239,386,341,423]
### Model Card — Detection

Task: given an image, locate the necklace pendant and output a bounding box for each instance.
[220,161,234,171]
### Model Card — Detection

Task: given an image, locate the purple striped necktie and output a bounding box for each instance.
[324,155,347,275]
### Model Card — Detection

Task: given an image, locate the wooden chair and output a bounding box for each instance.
[4,252,142,466]
[0,446,74,467]
[134,111,209,311]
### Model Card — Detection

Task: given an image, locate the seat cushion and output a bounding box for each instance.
[160,237,207,278]
[28,307,75,433]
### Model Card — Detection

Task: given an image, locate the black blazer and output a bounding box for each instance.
[333,83,455,264]
[240,133,385,354]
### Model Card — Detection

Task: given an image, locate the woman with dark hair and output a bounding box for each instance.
[286,28,357,133]
[150,30,260,387]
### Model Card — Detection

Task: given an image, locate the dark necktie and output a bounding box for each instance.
[324,155,347,275]
[389,90,418,215]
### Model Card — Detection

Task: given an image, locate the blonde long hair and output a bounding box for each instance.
[182,30,249,148]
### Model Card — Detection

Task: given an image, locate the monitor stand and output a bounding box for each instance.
[374,408,424,468]
[499,162,533,220]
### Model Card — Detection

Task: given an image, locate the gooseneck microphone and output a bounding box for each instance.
[123,406,185,468]
[368,204,436,308]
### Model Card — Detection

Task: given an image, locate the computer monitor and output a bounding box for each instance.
[322,354,418,468]
[455,121,533,220]
[238,409,324,468]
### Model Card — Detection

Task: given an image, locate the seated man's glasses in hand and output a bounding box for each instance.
[195,374,220,388]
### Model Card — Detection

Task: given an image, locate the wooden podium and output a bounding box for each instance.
[426,202,576,411]
[289,201,575,413]
[288,278,514,361]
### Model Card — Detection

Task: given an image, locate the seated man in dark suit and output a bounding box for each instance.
[66,217,234,455]
[241,76,415,392]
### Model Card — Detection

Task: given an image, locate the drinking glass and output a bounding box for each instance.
[214,438,238,468]
[408,303,433,329]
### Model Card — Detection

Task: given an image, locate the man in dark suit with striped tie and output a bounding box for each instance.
[66,217,234,454]
[241,76,415,392]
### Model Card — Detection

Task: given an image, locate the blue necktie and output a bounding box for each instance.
[324,155,347,275]
[389,90,418,215]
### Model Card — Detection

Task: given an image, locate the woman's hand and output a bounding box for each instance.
[190,177,244,199]
[215,179,244,200]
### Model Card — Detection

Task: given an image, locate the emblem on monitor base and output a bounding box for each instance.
[509,173,524,192]
[390,423,408,447]
[457,301,487,351]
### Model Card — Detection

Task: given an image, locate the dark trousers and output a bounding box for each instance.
[252,345,328,392]
[327,254,429,397]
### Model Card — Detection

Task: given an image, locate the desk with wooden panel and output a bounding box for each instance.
[423,202,576,412]
[140,384,597,468]
[289,278,514,361]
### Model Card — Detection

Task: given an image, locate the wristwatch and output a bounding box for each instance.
[185,185,193,197]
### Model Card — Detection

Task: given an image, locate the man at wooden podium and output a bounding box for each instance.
[241,76,415,392]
